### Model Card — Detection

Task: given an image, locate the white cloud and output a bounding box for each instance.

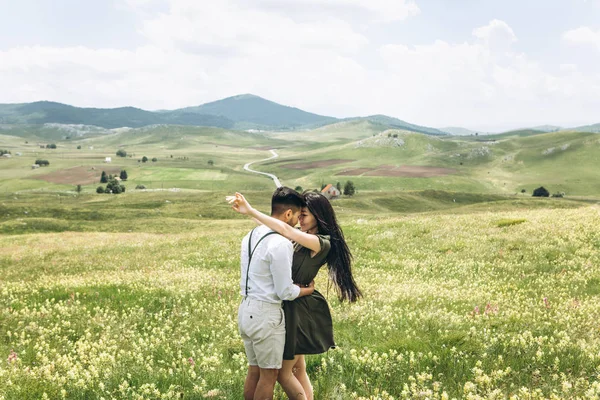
[373,21,600,130]
[563,26,600,50]
[472,19,517,54]
[138,3,369,55]
[252,0,420,23]
[0,8,599,131]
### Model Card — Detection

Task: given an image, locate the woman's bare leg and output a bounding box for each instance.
[277,358,306,399]
[292,356,313,400]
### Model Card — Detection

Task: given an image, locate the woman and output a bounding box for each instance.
[231,191,361,399]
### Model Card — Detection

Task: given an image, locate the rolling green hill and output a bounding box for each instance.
[0,95,448,135]
[573,123,600,133]
[345,115,447,136]
[1,121,598,197]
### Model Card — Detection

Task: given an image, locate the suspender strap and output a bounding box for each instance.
[245,228,279,296]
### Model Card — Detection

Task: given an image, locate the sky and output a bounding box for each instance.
[1,0,599,132]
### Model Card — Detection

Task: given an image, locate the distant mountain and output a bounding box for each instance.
[0,101,234,129]
[177,94,336,130]
[440,127,488,136]
[529,125,562,132]
[488,129,551,139]
[572,123,600,133]
[348,115,447,136]
[0,95,445,135]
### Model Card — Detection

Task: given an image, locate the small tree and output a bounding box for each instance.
[343,181,356,196]
[96,186,104,194]
[100,171,108,183]
[77,145,81,150]
[142,156,148,163]
[116,149,127,157]
[120,170,128,181]
[208,160,214,166]
[76,184,82,194]
[152,157,157,162]
[532,186,550,197]
[336,182,341,192]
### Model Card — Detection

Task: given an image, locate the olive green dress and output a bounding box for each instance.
[283,234,335,360]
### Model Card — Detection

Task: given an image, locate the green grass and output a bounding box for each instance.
[1,195,600,398]
[3,123,600,195]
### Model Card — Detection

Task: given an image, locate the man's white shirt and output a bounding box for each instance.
[240,224,300,303]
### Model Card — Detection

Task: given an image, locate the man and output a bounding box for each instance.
[237,187,314,400]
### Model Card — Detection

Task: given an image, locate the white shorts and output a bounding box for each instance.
[238,297,286,369]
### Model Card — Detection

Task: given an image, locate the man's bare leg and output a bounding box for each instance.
[254,368,279,400]
[277,358,306,399]
[292,356,313,400]
[244,366,260,400]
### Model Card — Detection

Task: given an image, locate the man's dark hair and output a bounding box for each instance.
[271,186,304,216]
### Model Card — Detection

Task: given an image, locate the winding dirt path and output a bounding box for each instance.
[243,149,282,188]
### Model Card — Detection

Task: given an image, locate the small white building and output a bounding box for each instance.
[104,157,112,163]
[2,153,11,158]
[31,164,40,169]
[321,184,341,200]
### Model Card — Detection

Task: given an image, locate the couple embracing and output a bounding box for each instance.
[229,187,361,400]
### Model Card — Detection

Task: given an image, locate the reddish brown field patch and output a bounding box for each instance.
[36,165,123,185]
[281,159,353,170]
[337,168,376,176]
[336,165,457,177]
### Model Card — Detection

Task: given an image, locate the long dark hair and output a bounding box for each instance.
[303,191,362,302]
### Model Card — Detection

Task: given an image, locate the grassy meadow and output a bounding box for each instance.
[1,123,600,399]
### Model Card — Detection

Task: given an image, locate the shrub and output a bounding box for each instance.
[77,145,81,150]
[208,160,214,166]
[151,157,157,162]
[135,185,146,190]
[35,159,50,166]
[532,186,550,197]
[116,149,127,157]
[105,179,125,195]
[142,156,148,163]
[552,192,565,198]
[46,144,57,149]
[96,186,105,194]
[294,186,303,193]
